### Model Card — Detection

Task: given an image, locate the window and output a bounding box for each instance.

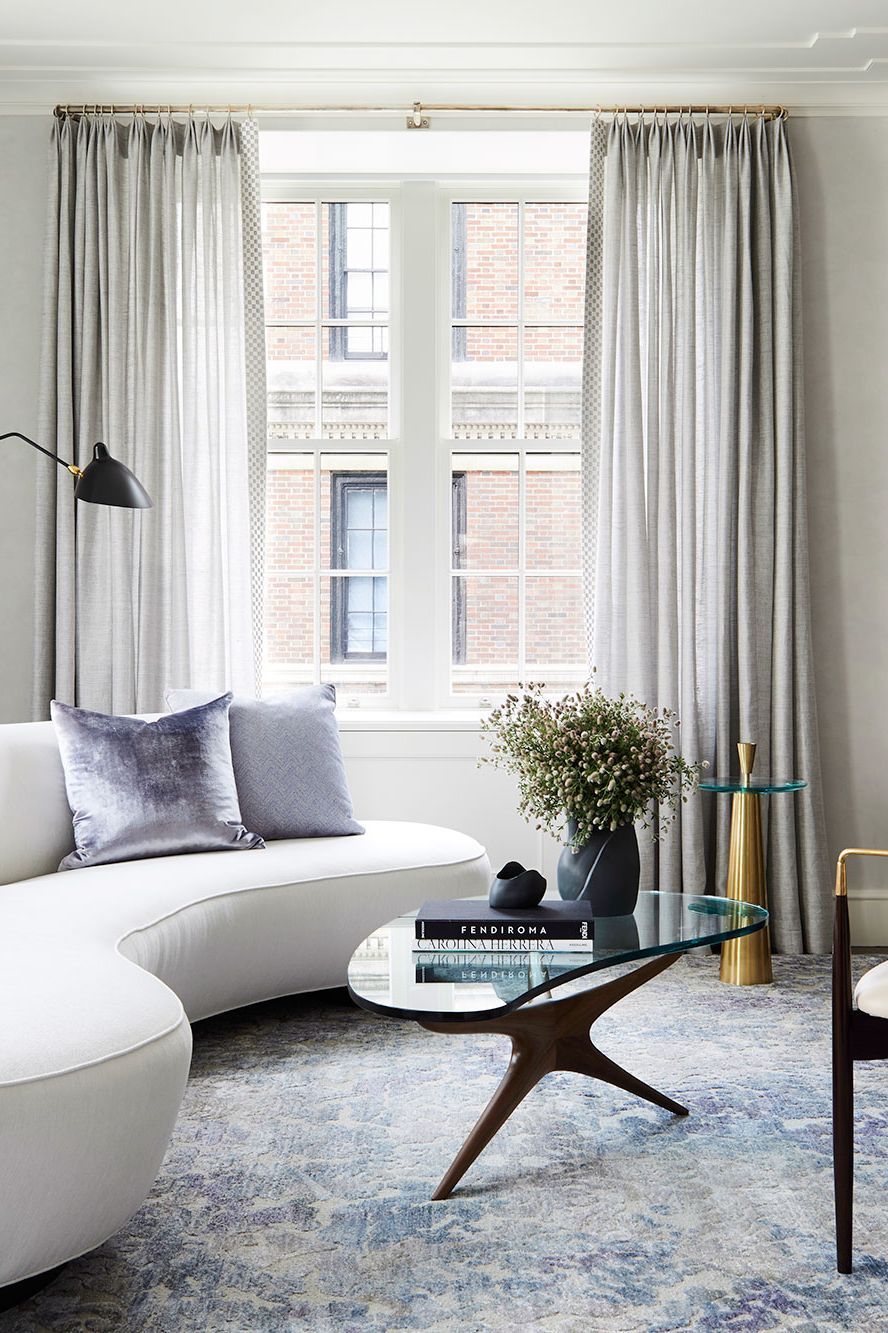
[449,201,584,439]
[265,452,389,695]
[262,199,391,440]
[261,171,586,707]
[262,193,393,697]
[328,203,389,360]
[330,472,388,661]
[451,473,467,663]
[448,197,586,695]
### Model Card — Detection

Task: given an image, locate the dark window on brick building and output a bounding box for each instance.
[330,473,388,661]
[328,204,389,361]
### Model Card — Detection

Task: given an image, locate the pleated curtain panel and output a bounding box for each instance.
[33,113,267,717]
[582,113,830,952]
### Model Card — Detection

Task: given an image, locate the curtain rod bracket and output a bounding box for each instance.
[406,101,430,130]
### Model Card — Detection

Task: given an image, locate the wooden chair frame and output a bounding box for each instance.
[833,847,888,1272]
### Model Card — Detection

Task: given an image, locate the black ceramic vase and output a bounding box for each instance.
[488,862,547,910]
[556,820,640,917]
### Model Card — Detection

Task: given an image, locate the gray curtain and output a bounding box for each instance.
[584,113,830,952]
[33,113,266,717]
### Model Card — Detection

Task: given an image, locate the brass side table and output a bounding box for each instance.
[699,742,806,986]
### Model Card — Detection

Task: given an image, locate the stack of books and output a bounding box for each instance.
[413,898,595,954]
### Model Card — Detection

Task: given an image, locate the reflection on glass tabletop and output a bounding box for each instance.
[698,777,806,794]
[347,892,768,1024]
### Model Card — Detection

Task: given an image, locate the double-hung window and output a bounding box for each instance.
[261,159,587,709]
[446,195,586,697]
[263,193,395,697]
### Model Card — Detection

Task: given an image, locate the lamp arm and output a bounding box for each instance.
[0,430,82,477]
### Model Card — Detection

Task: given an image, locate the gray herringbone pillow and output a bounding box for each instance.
[165,685,364,841]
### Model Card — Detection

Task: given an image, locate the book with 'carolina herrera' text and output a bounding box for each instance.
[412,936,594,954]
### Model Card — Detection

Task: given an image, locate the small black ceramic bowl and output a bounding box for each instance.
[488,861,547,910]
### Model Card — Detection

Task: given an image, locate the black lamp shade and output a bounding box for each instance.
[73,443,152,509]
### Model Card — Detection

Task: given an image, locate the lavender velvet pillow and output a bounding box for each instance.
[51,694,265,871]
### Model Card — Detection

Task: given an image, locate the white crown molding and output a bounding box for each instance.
[1,24,887,115]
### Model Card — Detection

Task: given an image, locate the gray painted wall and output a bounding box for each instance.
[792,119,888,930]
[0,118,46,723]
[0,116,885,922]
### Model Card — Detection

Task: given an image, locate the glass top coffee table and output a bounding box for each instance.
[348,891,767,1199]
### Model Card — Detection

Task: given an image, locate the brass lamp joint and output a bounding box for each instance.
[67,463,83,478]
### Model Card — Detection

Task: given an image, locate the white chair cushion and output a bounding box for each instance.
[854,959,888,1019]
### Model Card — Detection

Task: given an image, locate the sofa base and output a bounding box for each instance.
[0,1264,66,1312]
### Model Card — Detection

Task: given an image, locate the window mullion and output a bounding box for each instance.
[395,181,440,710]
[312,451,322,686]
[517,201,526,443]
[315,198,323,438]
[518,451,527,684]
[517,202,527,683]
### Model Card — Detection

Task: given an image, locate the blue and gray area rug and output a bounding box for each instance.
[6,955,888,1331]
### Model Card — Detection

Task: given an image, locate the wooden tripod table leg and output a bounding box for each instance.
[419,950,687,1200]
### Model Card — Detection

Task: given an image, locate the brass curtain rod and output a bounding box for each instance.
[53,101,788,122]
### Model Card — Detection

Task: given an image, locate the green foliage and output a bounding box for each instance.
[480,681,703,845]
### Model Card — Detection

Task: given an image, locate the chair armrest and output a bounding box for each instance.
[834,849,888,1019]
[835,847,888,896]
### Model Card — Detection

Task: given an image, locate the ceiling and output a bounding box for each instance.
[1,1,887,114]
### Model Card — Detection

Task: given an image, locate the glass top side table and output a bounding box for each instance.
[699,741,806,986]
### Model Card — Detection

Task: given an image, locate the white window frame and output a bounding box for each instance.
[261,173,587,712]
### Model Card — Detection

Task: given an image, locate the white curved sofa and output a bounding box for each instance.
[0,719,490,1294]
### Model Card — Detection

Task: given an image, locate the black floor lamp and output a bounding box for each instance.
[1,431,152,508]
